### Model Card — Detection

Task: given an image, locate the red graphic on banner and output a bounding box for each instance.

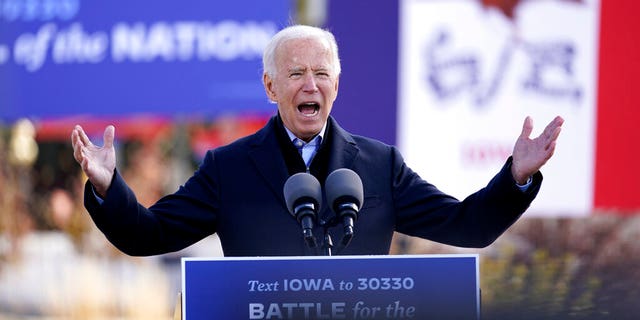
[481,0,583,20]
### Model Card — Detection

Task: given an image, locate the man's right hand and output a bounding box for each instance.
[71,125,116,198]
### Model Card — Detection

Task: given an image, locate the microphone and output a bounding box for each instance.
[325,168,364,247]
[283,172,322,248]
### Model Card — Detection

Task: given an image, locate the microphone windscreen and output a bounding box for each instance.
[283,172,322,215]
[325,168,364,210]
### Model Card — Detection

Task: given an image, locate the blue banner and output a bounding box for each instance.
[0,0,290,121]
[182,255,479,319]
[327,0,398,145]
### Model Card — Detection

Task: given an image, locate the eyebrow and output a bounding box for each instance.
[288,67,306,73]
[288,66,330,73]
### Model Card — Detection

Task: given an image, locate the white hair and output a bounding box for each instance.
[262,25,341,78]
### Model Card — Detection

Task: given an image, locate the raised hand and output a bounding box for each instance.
[511,116,564,184]
[71,125,116,197]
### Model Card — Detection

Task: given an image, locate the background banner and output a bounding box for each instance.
[0,0,289,121]
[397,0,600,216]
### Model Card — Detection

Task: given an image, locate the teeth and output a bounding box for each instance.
[298,103,319,116]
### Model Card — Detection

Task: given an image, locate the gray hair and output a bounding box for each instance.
[262,25,341,78]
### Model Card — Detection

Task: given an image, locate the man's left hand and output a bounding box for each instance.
[511,116,564,184]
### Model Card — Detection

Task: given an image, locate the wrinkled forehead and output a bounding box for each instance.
[275,37,335,68]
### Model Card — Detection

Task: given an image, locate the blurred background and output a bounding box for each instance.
[1,0,638,318]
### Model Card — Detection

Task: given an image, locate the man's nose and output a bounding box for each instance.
[302,74,319,92]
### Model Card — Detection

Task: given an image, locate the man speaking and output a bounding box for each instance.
[70,25,563,257]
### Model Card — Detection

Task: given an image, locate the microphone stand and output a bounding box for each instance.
[323,232,333,256]
[318,217,339,256]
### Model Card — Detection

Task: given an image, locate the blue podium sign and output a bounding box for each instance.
[181,255,479,319]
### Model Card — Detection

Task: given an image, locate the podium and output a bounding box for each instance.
[180,254,479,319]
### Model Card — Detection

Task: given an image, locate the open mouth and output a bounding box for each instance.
[297,102,320,117]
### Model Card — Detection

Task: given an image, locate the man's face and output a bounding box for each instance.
[263,37,339,141]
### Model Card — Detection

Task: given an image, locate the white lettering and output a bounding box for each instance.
[333,303,346,319]
[266,303,283,319]
[247,303,347,319]
[249,303,264,319]
[248,280,279,292]
[146,22,174,61]
[111,20,277,63]
[52,23,108,63]
[174,22,196,61]
[111,22,148,62]
[0,0,80,22]
[7,19,275,70]
[13,23,56,72]
[284,278,336,292]
[206,20,240,61]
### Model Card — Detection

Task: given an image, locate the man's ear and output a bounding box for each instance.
[263,73,277,102]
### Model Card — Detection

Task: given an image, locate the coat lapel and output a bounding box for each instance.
[248,117,290,208]
[326,116,359,173]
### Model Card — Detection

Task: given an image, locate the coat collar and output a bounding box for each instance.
[248,115,360,208]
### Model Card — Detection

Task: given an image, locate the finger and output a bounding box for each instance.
[553,115,565,127]
[550,126,562,142]
[72,128,85,146]
[541,117,563,145]
[103,125,115,149]
[535,142,556,169]
[71,131,85,163]
[70,127,77,147]
[545,127,562,150]
[73,142,84,163]
[542,116,564,140]
[519,116,533,139]
[81,156,90,175]
[545,140,557,158]
[71,130,78,151]
[76,125,93,147]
